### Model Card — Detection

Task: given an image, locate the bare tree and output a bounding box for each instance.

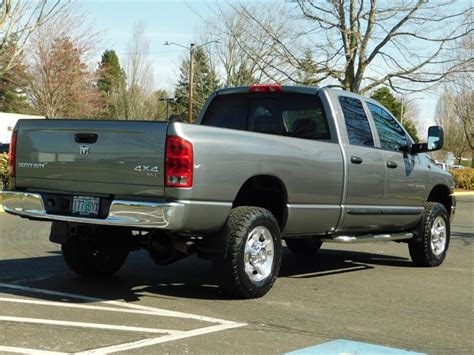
[26,10,102,118]
[111,22,154,120]
[199,4,274,86]
[435,92,470,165]
[445,37,473,166]
[0,0,70,76]
[219,0,472,93]
[196,3,308,86]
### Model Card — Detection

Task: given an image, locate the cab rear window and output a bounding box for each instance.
[201,93,330,141]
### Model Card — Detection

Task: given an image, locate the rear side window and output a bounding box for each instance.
[201,95,248,130]
[339,96,374,147]
[367,102,409,151]
[203,92,330,141]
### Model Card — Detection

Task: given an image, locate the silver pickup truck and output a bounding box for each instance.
[2,85,455,298]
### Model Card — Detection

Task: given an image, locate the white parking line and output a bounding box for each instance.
[0,282,240,324]
[78,323,246,355]
[0,282,247,354]
[0,297,173,316]
[0,316,181,335]
[0,346,66,355]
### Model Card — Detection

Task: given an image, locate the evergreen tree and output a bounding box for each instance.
[0,42,33,114]
[371,87,419,143]
[97,50,126,95]
[227,62,257,87]
[97,50,126,118]
[298,49,319,86]
[173,48,220,121]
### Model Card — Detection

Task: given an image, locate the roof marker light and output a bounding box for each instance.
[249,84,282,93]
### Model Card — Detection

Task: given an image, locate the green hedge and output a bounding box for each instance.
[450,168,474,190]
[0,153,9,189]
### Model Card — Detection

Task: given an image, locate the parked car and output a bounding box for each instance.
[2,85,455,298]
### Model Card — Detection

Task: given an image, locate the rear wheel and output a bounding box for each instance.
[62,238,129,277]
[285,237,323,256]
[216,206,282,299]
[409,202,450,267]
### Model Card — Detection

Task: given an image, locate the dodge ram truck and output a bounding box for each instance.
[2,85,455,299]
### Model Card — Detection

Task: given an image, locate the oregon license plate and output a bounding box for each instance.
[72,196,100,216]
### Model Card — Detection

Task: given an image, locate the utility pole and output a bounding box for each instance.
[164,40,220,124]
[188,43,195,124]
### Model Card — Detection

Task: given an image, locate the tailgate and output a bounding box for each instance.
[15,119,168,198]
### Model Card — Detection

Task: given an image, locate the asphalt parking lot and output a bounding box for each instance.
[0,196,472,354]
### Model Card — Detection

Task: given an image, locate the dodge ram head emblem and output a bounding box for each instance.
[80,145,90,156]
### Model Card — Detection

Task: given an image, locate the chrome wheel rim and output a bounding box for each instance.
[430,216,447,256]
[244,226,274,282]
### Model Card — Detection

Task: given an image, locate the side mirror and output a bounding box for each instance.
[410,126,443,154]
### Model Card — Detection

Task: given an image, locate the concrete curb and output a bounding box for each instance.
[453,191,474,196]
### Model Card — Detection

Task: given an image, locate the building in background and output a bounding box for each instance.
[0,113,45,145]
[0,113,45,153]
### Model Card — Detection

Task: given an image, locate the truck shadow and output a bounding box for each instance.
[279,248,412,279]
[0,247,413,302]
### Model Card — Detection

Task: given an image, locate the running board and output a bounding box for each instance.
[322,232,413,243]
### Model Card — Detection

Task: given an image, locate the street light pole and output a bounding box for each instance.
[188,43,195,124]
[164,40,219,124]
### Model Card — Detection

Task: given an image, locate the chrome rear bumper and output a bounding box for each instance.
[1,191,186,229]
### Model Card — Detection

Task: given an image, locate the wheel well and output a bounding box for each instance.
[427,185,452,215]
[233,175,287,230]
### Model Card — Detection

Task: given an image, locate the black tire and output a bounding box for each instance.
[216,206,282,299]
[62,238,129,277]
[285,237,323,256]
[409,202,450,267]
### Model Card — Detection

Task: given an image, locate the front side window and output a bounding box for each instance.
[339,96,374,147]
[367,102,408,151]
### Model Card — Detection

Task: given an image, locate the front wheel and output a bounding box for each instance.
[409,202,450,267]
[216,207,282,299]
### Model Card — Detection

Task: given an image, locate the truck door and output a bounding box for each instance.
[366,102,426,229]
[336,95,385,232]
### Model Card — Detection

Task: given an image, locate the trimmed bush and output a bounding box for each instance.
[0,153,9,189]
[449,168,474,190]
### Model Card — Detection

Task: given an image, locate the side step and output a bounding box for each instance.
[322,232,413,243]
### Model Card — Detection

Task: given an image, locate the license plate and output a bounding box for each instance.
[72,196,100,216]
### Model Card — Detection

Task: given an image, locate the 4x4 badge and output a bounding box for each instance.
[80,145,90,156]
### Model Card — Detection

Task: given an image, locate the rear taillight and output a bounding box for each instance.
[8,131,17,177]
[249,84,281,93]
[165,136,193,188]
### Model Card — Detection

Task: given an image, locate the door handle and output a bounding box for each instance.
[387,161,398,169]
[75,133,98,144]
[350,156,363,164]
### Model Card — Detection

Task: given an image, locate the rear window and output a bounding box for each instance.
[201,93,330,140]
[200,94,249,130]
